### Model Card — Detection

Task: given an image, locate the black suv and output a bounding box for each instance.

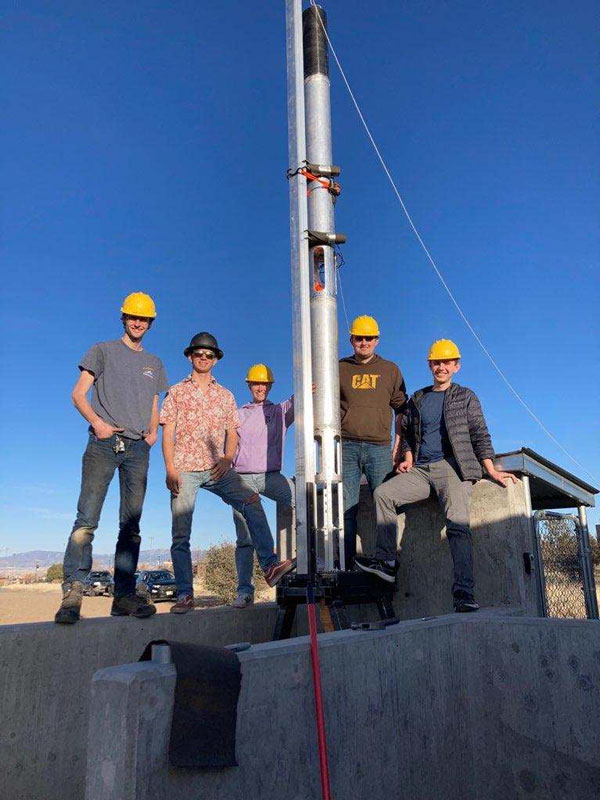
[136,570,178,602]
[83,570,114,596]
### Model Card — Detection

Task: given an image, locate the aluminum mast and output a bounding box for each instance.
[285,0,315,575]
[303,4,345,570]
[286,0,345,574]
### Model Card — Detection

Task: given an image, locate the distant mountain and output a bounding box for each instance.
[0,551,64,569]
[0,549,195,572]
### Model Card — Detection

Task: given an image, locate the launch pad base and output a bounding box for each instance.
[273,571,396,640]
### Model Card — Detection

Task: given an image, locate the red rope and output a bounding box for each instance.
[308,599,332,800]
[301,168,334,189]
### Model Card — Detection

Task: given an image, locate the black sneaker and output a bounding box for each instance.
[354,556,397,583]
[454,592,479,613]
[111,593,156,618]
[54,581,84,624]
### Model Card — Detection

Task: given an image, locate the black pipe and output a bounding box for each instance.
[303,5,329,78]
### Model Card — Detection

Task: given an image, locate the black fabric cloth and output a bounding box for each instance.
[401,382,494,481]
[140,639,241,768]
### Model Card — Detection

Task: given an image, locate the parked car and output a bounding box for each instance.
[83,570,114,597]
[136,570,178,602]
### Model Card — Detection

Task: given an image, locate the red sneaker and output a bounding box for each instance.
[170,594,194,614]
[263,559,295,588]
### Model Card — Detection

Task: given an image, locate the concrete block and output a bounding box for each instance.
[462,617,600,799]
[358,477,539,618]
[86,610,600,800]
[2,479,540,800]
[276,503,295,562]
[85,662,176,800]
[0,603,277,800]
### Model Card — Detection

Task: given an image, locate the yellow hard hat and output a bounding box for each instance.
[428,339,461,360]
[246,363,275,383]
[121,292,157,319]
[349,315,380,337]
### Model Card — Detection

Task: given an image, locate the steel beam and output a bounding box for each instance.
[303,3,344,570]
[286,0,316,574]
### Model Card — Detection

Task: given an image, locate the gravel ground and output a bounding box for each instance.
[0,583,224,625]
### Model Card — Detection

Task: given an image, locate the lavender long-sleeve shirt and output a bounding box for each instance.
[233,397,294,474]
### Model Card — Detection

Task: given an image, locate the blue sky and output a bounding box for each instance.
[1,0,598,557]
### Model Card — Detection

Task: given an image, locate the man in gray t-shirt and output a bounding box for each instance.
[55,292,168,625]
[81,340,167,440]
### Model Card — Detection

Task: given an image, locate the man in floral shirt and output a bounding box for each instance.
[160,332,294,613]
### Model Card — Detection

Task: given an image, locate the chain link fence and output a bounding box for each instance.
[535,512,596,619]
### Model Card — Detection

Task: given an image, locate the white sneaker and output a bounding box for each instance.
[231,593,254,609]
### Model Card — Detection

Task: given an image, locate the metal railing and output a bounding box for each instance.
[534,511,598,619]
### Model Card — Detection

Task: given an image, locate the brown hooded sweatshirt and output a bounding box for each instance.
[339,354,407,445]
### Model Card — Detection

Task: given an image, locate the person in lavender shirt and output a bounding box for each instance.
[231,364,295,608]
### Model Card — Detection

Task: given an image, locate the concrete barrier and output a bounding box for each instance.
[2,477,538,800]
[85,661,176,800]
[0,604,278,800]
[280,477,539,617]
[358,475,538,617]
[86,610,600,800]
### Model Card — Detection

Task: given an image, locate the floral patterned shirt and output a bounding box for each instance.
[159,375,239,472]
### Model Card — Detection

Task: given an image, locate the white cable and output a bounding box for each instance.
[336,263,351,333]
[309,1,598,484]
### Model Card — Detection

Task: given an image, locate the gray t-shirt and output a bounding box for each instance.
[80,339,168,439]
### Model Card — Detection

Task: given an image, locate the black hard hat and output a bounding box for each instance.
[184,332,224,360]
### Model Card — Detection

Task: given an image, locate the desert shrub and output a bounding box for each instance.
[194,553,207,583]
[46,563,63,582]
[203,542,238,603]
[203,541,265,603]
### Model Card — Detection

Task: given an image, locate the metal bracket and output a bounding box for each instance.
[351,617,400,632]
[306,162,341,177]
[308,230,347,247]
[225,642,252,653]
[523,552,535,575]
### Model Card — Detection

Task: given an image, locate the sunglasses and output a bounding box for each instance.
[191,351,216,360]
[353,336,378,342]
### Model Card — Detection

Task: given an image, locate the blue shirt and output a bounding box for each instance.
[416,389,452,465]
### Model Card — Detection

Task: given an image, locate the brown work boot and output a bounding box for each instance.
[54,580,84,624]
[170,594,195,614]
[111,593,156,618]
[263,559,295,587]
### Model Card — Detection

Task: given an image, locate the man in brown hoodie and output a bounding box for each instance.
[339,315,407,568]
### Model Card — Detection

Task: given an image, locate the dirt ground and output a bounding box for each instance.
[2,579,597,626]
[0,583,225,625]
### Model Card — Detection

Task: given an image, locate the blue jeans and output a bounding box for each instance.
[62,434,150,597]
[342,440,392,567]
[232,471,294,596]
[170,468,278,597]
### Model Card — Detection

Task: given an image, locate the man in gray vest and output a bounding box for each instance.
[55,292,168,624]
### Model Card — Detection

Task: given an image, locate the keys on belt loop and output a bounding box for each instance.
[113,435,126,454]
